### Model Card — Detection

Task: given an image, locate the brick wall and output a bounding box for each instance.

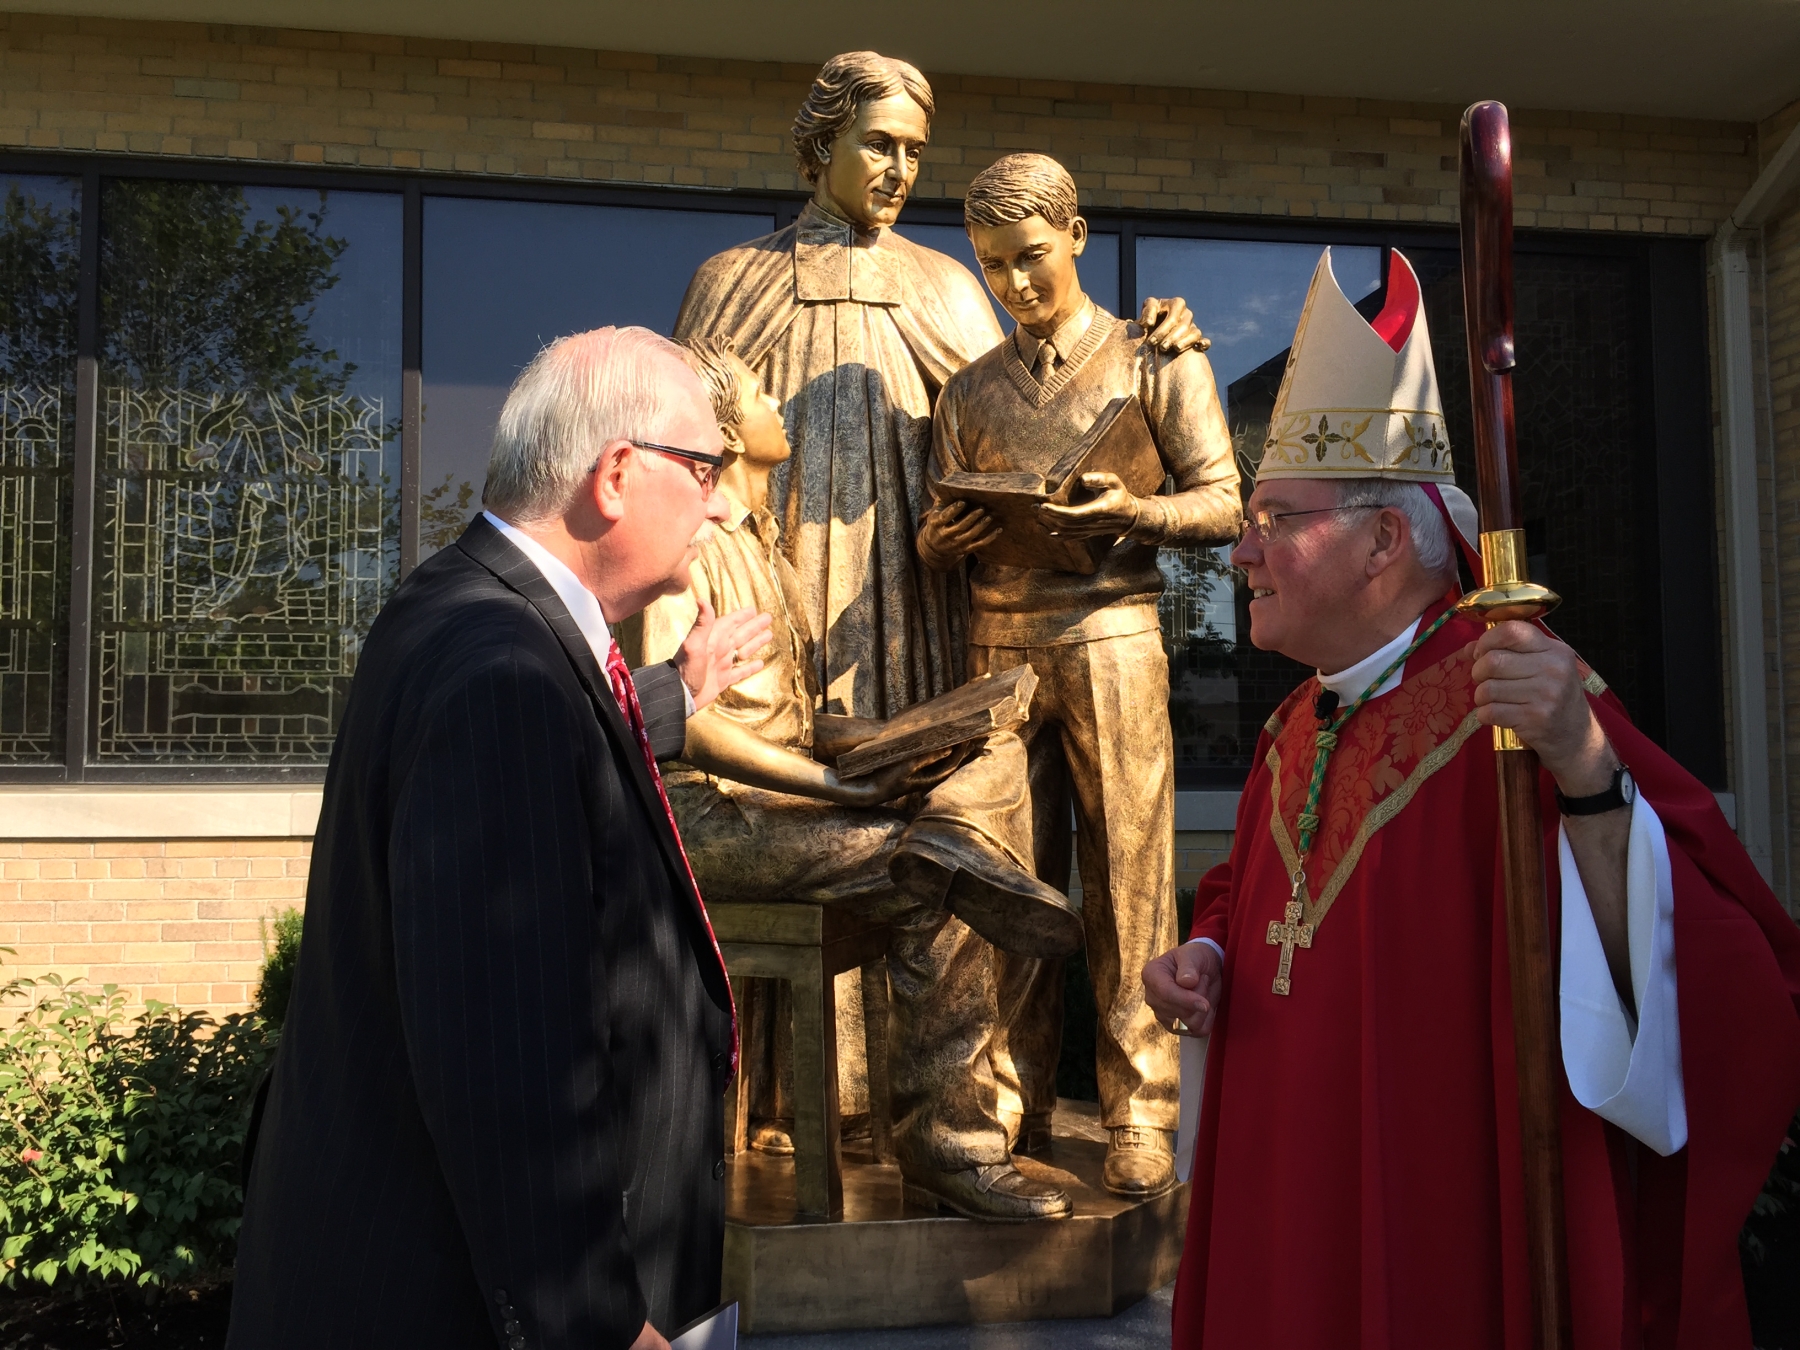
[0,12,1759,235]
[0,839,308,1019]
[1753,100,1800,904]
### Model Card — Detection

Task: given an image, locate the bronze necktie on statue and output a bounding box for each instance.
[1454,100,1571,1350]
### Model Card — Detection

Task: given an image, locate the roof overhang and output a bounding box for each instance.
[20,0,1800,123]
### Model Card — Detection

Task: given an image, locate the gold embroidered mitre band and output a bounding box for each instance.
[1259,249,1453,483]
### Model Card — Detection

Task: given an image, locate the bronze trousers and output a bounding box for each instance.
[670,731,1038,1172]
[972,629,1180,1134]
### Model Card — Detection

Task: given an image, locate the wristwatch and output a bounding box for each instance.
[1555,765,1636,816]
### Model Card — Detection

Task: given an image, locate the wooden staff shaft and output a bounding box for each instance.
[1459,99,1573,1350]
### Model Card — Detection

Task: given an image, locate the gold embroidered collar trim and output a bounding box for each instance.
[1265,708,1481,933]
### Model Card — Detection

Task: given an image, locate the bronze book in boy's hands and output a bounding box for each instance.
[836,664,1038,778]
[934,394,1165,574]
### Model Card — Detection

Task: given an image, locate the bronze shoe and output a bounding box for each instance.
[1103,1126,1176,1199]
[749,1120,794,1156]
[902,1162,1073,1222]
[889,833,1084,959]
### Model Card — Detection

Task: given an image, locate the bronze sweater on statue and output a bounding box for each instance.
[930,303,1240,647]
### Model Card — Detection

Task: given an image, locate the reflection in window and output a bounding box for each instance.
[420,199,774,555]
[1135,238,1381,785]
[94,183,401,764]
[893,223,1120,331]
[0,176,79,764]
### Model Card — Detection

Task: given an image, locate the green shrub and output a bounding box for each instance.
[0,973,274,1289]
[254,908,303,1029]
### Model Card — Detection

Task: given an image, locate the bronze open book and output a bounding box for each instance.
[935,394,1166,574]
[837,664,1038,778]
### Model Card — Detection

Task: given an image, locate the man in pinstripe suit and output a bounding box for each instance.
[228,327,771,1350]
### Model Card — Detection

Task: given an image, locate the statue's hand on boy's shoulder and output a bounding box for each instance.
[1138,296,1211,356]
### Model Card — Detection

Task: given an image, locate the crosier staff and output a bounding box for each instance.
[1456,99,1572,1350]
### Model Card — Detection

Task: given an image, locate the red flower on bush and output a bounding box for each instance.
[20,1149,42,1164]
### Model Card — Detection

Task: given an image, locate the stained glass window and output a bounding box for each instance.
[0,175,79,765]
[92,182,402,764]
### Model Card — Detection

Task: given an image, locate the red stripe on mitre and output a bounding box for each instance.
[1368,249,1421,352]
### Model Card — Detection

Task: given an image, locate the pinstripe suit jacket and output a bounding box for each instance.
[228,515,734,1350]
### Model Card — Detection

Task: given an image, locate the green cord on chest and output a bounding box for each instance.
[1294,609,1456,860]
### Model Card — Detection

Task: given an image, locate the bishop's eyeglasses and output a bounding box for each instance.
[591,440,725,498]
[1235,504,1380,546]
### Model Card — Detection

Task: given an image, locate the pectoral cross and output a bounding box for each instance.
[1265,894,1314,997]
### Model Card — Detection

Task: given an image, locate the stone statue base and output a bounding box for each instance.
[721,1099,1187,1333]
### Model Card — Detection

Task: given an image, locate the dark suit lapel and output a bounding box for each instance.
[454,517,706,922]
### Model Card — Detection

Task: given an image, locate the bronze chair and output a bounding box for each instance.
[713,902,893,1217]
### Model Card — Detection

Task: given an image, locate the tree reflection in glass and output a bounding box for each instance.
[0,176,80,764]
[95,182,401,764]
[1137,237,1381,786]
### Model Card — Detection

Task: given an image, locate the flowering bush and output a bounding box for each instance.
[0,973,274,1288]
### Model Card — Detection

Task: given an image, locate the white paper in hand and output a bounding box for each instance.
[1175,1033,1207,1183]
[669,1302,737,1350]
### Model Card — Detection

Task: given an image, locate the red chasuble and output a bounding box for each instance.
[1175,599,1800,1350]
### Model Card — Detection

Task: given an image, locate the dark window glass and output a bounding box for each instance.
[894,222,1121,329]
[1412,248,1658,734]
[419,199,774,555]
[0,175,79,765]
[94,182,402,765]
[1135,237,1381,786]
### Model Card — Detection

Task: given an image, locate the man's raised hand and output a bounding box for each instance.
[1466,620,1616,797]
[1143,940,1221,1037]
[675,599,773,711]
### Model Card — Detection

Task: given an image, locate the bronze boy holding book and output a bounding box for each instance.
[919,154,1242,1199]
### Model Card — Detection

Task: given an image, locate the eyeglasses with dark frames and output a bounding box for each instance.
[1236,504,1381,546]
[591,439,726,497]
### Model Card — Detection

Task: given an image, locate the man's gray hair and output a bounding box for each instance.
[1335,480,1458,584]
[483,326,693,523]
[792,51,934,185]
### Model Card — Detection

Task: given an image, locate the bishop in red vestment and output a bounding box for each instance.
[1146,249,1800,1349]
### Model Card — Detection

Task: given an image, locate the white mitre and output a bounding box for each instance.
[1260,246,1480,563]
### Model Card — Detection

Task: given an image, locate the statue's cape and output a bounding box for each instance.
[672,204,1003,389]
[1176,599,1800,1350]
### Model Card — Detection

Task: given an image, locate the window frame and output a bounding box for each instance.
[0,151,1724,788]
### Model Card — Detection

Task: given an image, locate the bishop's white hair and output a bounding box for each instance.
[484,325,694,523]
[1333,479,1458,584]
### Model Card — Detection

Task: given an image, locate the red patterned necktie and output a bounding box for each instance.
[603,640,738,1075]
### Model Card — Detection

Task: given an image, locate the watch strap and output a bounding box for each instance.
[1556,765,1630,817]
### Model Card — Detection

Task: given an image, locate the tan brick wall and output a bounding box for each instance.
[1755,100,1800,907]
[0,839,307,1019]
[0,12,1759,235]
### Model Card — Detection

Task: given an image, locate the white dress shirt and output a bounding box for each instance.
[483,511,614,668]
[1182,612,1686,1160]
[483,512,698,718]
